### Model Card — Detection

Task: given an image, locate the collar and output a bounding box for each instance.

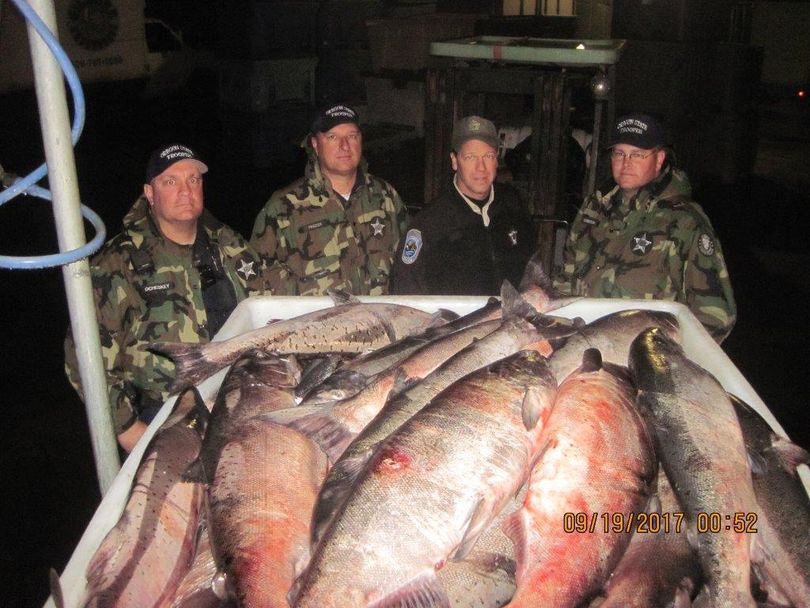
[453,175,494,227]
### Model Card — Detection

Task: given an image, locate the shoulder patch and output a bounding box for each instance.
[401,229,423,265]
[698,232,716,256]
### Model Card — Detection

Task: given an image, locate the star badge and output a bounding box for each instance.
[371,218,385,236]
[632,232,652,255]
[237,259,256,280]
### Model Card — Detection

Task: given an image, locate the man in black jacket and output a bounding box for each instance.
[390,115,535,295]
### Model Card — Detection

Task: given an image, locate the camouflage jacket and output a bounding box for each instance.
[64,196,263,435]
[554,168,737,342]
[250,150,409,296]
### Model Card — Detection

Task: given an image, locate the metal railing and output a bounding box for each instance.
[2,0,119,493]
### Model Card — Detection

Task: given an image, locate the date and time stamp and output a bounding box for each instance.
[563,511,759,535]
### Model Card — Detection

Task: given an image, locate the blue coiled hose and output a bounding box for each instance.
[0,0,106,269]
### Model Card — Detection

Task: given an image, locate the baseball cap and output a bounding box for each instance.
[452,115,500,151]
[310,104,361,134]
[610,113,669,149]
[145,144,208,183]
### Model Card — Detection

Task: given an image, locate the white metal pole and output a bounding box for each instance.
[26,0,120,493]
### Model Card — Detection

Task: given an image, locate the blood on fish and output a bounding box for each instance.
[373,448,412,473]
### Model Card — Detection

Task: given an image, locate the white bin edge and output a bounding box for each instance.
[46,295,810,608]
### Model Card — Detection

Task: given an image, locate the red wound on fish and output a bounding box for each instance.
[373,447,412,473]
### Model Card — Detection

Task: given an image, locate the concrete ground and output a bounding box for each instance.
[0,86,808,606]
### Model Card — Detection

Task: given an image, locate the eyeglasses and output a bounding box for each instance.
[610,149,658,162]
[323,132,361,144]
[459,152,498,163]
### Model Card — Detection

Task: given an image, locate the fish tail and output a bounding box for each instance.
[518,251,560,297]
[149,341,221,391]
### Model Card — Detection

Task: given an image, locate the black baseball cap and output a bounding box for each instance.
[145,144,208,183]
[310,104,361,134]
[610,113,669,149]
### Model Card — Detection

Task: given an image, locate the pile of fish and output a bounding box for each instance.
[67,263,810,608]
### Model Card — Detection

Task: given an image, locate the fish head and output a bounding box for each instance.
[628,327,683,392]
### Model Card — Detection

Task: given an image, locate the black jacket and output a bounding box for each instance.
[390,183,536,295]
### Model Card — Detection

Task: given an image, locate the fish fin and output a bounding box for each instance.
[518,252,558,297]
[521,384,553,431]
[501,509,531,577]
[49,568,65,608]
[295,354,343,401]
[304,369,370,405]
[672,576,698,608]
[370,571,450,608]
[182,458,206,483]
[262,405,353,463]
[309,450,375,546]
[768,437,810,476]
[149,341,217,392]
[581,348,603,372]
[327,288,360,305]
[455,498,494,560]
[647,493,662,515]
[501,280,537,320]
[747,449,769,477]
[428,308,460,328]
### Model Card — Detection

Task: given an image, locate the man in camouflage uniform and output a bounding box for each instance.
[65,144,263,451]
[554,113,736,342]
[250,104,408,295]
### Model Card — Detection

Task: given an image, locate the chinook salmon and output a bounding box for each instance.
[198,350,327,607]
[503,349,656,608]
[153,289,456,391]
[629,328,761,608]
[83,387,208,608]
[188,349,301,485]
[207,416,329,608]
[307,286,580,547]
[169,519,226,608]
[588,471,702,608]
[274,317,503,465]
[548,309,680,384]
[290,350,558,608]
[304,258,579,406]
[729,394,810,607]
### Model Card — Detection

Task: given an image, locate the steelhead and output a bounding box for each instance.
[291,350,557,608]
[504,349,657,608]
[83,388,208,608]
[308,288,579,548]
[153,289,456,391]
[629,328,760,608]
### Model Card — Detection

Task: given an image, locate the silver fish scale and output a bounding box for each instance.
[631,328,760,608]
[293,352,553,607]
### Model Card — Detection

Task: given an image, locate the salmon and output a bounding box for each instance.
[629,328,760,608]
[307,287,579,549]
[83,388,208,608]
[504,349,657,607]
[291,350,557,608]
[153,289,456,391]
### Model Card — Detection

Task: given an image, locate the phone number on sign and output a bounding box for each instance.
[563,511,685,534]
